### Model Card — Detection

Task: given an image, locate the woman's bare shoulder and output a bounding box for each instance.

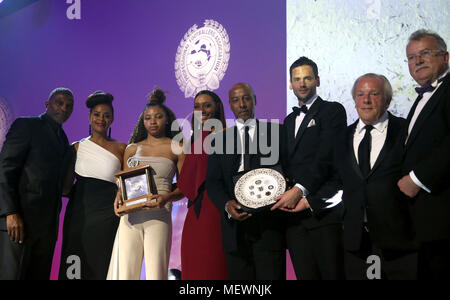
[111,140,127,151]
[125,143,138,152]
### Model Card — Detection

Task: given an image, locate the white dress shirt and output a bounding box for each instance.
[225,119,257,218]
[354,112,389,222]
[236,119,256,172]
[292,94,319,197]
[406,68,449,193]
[294,94,318,137]
[407,68,449,138]
[353,111,389,168]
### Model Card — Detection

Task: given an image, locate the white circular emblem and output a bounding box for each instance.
[0,96,14,149]
[175,19,231,98]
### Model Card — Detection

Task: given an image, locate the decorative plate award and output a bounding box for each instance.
[234,168,286,212]
[115,165,154,214]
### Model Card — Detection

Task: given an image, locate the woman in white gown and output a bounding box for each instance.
[59,91,126,280]
[107,88,185,280]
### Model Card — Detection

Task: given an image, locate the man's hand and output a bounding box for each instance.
[278,197,310,213]
[270,186,303,211]
[6,214,25,244]
[226,200,252,221]
[398,175,421,198]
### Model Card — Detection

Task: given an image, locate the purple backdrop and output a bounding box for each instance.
[0,0,288,279]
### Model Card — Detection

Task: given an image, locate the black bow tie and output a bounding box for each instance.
[292,105,308,116]
[415,77,444,98]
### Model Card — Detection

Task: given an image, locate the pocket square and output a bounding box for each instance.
[307,119,316,128]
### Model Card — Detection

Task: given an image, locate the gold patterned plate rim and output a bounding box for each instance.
[234,168,286,209]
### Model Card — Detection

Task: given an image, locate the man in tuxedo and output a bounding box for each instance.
[331,74,417,279]
[398,29,450,279]
[206,82,285,280]
[0,88,74,280]
[271,57,347,279]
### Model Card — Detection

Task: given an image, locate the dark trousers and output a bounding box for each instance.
[286,221,344,280]
[418,239,450,280]
[225,218,286,280]
[345,230,418,280]
[0,230,56,280]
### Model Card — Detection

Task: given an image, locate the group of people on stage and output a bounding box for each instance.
[0,29,449,280]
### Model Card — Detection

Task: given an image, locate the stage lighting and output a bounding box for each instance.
[0,0,40,18]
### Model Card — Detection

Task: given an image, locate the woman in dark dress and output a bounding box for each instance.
[59,91,126,280]
[178,90,228,280]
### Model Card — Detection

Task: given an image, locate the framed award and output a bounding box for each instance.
[115,164,154,214]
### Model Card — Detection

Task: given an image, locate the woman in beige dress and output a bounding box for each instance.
[107,88,185,280]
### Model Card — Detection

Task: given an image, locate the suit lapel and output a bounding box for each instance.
[406,74,450,149]
[369,112,395,176]
[231,126,241,173]
[347,121,363,179]
[40,114,65,155]
[251,120,262,169]
[285,113,297,157]
[290,97,323,156]
[228,121,264,173]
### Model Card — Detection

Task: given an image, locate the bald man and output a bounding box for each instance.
[206,83,285,280]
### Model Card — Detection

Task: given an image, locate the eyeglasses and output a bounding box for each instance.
[406,49,445,63]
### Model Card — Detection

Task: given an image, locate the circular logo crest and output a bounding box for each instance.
[0,96,14,149]
[175,19,230,98]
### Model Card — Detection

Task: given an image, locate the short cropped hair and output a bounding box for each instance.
[289,56,319,80]
[351,73,393,102]
[48,87,74,101]
[408,29,447,52]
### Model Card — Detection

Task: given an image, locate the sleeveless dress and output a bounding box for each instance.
[59,138,121,280]
[178,130,228,279]
[107,152,176,280]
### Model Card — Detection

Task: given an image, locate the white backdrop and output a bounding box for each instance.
[286,0,450,123]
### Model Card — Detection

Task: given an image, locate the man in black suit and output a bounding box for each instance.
[0,88,74,280]
[271,57,347,279]
[329,73,416,279]
[206,82,285,280]
[398,29,450,279]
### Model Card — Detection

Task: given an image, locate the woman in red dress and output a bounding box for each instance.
[178,90,228,280]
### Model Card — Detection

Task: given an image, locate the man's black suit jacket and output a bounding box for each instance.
[0,113,70,237]
[328,113,416,252]
[281,97,347,227]
[206,120,284,253]
[401,73,450,243]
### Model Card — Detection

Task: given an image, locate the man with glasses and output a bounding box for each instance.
[398,29,450,279]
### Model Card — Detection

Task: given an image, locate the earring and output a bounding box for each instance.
[89,124,92,135]
[108,127,112,138]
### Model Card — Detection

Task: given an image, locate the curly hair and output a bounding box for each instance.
[128,88,180,144]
